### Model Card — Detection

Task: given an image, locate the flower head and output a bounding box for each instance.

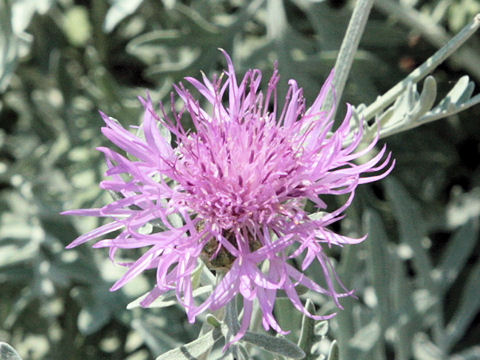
[64,50,394,342]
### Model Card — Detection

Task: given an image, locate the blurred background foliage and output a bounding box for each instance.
[0,0,479,359]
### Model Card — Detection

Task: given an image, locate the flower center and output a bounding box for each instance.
[174,116,307,230]
[199,228,263,271]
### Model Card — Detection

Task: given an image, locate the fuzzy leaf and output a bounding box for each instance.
[243,332,306,359]
[63,6,92,47]
[127,285,213,309]
[349,321,381,351]
[451,346,480,360]
[0,343,22,360]
[155,328,223,360]
[206,314,222,328]
[364,209,392,329]
[437,219,478,294]
[390,252,415,360]
[0,0,18,93]
[435,76,474,112]
[314,321,329,337]
[275,297,303,341]
[103,0,145,33]
[385,178,436,293]
[445,258,480,350]
[412,333,445,360]
[410,76,437,118]
[297,299,316,357]
[132,316,181,355]
[327,340,339,360]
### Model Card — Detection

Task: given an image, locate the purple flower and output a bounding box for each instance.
[63,50,394,342]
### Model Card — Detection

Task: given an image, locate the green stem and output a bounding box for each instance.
[327,0,375,122]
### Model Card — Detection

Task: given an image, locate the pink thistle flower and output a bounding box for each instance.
[63,50,394,342]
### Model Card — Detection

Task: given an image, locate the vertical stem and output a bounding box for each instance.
[326,0,375,123]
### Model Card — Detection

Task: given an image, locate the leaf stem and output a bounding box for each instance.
[360,13,480,123]
[379,93,480,139]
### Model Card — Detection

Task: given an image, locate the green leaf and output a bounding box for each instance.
[243,332,305,359]
[10,0,54,32]
[277,284,309,298]
[168,212,184,228]
[451,346,480,360]
[78,306,111,335]
[206,314,222,328]
[349,321,381,351]
[0,342,22,360]
[218,353,235,360]
[72,284,126,335]
[437,219,478,294]
[3,288,35,329]
[127,285,213,310]
[0,0,18,93]
[104,0,145,33]
[385,178,436,293]
[274,297,302,341]
[63,6,92,47]
[327,340,339,360]
[445,257,480,350]
[378,76,437,137]
[126,0,264,80]
[364,209,392,330]
[314,321,329,337]
[435,76,475,112]
[297,299,316,357]
[225,296,240,336]
[133,316,183,356]
[410,76,437,119]
[155,328,223,360]
[412,333,445,360]
[390,252,415,360]
[233,344,250,360]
